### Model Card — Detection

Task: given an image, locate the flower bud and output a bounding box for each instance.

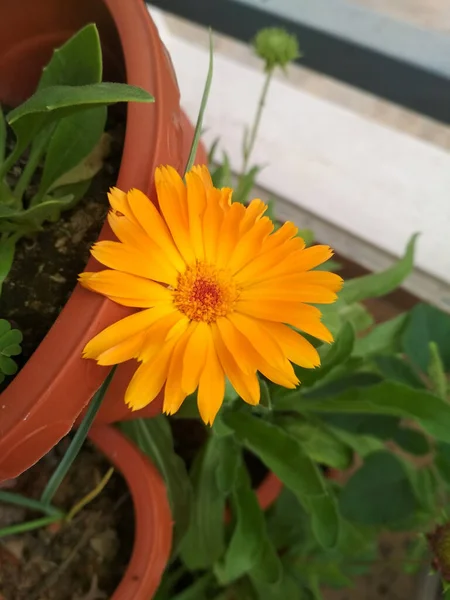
[252,27,301,72]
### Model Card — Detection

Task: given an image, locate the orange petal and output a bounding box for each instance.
[125,339,176,411]
[212,324,260,406]
[227,217,274,274]
[79,271,172,307]
[155,172,195,265]
[126,188,186,272]
[191,164,213,190]
[181,321,210,395]
[108,187,139,225]
[90,240,178,286]
[83,307,170,361]
[185,170,207,259]
[215,203,246,269]
[260,321,320,368]
[163,325,195,415]
[236,300,333,343]
[197,333,225,425]
[138,311,187,362]
[240,284,338,304]
[202,188,224,262]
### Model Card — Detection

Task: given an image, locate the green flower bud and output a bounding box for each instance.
[252,27,301,72]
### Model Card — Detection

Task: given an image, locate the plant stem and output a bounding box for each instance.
[0,491,64,517]
[65,466,114,522]
[241,67,273,176]
[40,366,117,505]
[14,127,52,204]
[0,515,61,539]
[184,29,214,176]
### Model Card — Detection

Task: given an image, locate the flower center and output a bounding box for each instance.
[173,262,238,323]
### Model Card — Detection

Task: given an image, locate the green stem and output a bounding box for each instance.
[0,515,61,539]
[14,127,52,204]
[241,67,273,177]
[40,366,117,505]
[0,491,64,517]
[184,29,214,176]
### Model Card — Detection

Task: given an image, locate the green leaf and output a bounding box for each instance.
[353,313,408,358]
[339,302,374,332]
[427,341,447,400]
[297,228,315,246]
[6,83,153,170]
[234,166,260,204]
[223,411,340,548]
[36,106,107,199]
[373,355,426,388]
[280,418,352,470]
[434,442,450,487]
[259,378,272,410]
[393,427,430,456]
[407,466,438,513]
[180,436,226,569]
[328,426,384,458]
[217,460,281,584]
[0,235,18,292]
[340,234,418,304]
[37,24,102,89]
[120,417,192,551]
[211,152,232,188]
[298,381,450,444]
[402,303,450,372]
[295,322,354,387]
[266,488,309,550]
[208,137,220,165]
[0,319,22,378]
[1,194,76,226]
[215,436,241,494]
[339,451,418,525]
[0,354,18,376]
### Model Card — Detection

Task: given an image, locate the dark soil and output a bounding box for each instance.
[0,111,124,376]
[0,440,133,600]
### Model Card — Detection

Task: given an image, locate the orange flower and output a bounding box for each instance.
[80,165,342,424]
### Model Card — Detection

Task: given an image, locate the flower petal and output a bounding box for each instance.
[186,170,207,259]
[83,307,168,361]
[90,240,178,286]
[163,324,195,415]
[181,321,210,395]
[227,216,274,274]
[155,167,195,264]
[212,323,260,406]
[125,340,175,411]
[79,271,172,307]
[260,321,320,368]
[95,331,146,366]
[227,312,287,371]
[127,188,186,271]
[139,311,187,362]
[236,300,333,342]
[202,188,224,262]
[240,284,338,304]
[197,332,225,425]
[215,203,246,269]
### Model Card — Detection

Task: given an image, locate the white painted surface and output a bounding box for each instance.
[149,8,450,295]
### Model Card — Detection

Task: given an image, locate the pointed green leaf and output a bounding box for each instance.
[340,234,417,304]
[235,166,260,204]
[120,416,192,551]
[180,436,226,569]
[6,83,153,167]
[427,341,447,400]
[223,411,340,549]
[402,303,450,372]
[373,355,426,388]
[299,381,450,444]
[339,451,417,525]
[392,427,430,456]
[217,459,282,584]
[37,24,102,89]
[353,313,408,358]
[295,321,354,387]
[215,435,241,494]
[37,106,107,199]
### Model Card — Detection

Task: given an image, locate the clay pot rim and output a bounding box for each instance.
[88,423,172,599]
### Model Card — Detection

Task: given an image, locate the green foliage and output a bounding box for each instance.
[402,303,450,372]
[252,27,301,72]
[223,410,340,549]
[216,458,282,585]
[180,436,227,570]
[339,451,418,526]
[0,23,153,299]
[120,417,192,552]
[0,319,22,383]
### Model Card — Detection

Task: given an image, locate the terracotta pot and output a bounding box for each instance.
[88,424,172,600]
[0,0,207,482]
